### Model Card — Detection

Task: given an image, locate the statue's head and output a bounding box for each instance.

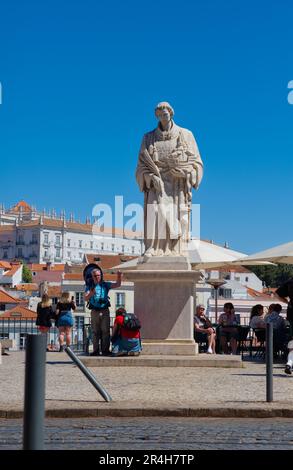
[155,102,174,125]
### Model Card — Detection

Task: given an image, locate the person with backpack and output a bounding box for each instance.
[84,268,122,356]
[111,307,142,356]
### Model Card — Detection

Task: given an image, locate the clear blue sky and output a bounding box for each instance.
[0,0,292,254]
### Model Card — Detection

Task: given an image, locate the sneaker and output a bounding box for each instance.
[285,364,292,375]
[207,347,213,354]
[128,351,140,356]
[59,345,64,352]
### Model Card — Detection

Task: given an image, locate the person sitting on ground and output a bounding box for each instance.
[285,339,293,375]
[111,308,142,357]
[194,305,216,354]
[249,304,266,329]
[218,302,239,355]
[56,292,76,352]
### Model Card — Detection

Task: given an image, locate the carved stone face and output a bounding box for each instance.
[158,107,171,126]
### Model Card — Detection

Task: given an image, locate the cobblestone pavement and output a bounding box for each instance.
[1,418,293,450]
[1,352,293,413]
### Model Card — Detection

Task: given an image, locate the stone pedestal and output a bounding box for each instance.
[123,257,203,355]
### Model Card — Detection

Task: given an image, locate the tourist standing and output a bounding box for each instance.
[56,292,76,352]
[84,269,122,356]
[36,293,53,335]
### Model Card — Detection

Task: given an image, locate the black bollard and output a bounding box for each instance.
[64,346,112,402]
[266,322,273,402]
[23,334,47,450]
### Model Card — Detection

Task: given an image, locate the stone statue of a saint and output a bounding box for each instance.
[136,102,203,257]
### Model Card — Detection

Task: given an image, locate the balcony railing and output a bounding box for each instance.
[16,240,25,246]
[29,240,38,245]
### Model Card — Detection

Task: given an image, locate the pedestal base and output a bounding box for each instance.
[141,340,198,356]
[123,257,203,356]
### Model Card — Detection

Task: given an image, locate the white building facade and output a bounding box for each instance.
[0,201,143,264]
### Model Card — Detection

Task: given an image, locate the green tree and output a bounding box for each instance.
[248,264,293,288]
[22,263,33,283]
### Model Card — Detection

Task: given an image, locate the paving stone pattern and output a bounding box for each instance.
[1,417,293,450]
[1,352,293,413]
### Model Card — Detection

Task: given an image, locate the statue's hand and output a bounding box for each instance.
[190,169,198,187]
[152,175,163,194]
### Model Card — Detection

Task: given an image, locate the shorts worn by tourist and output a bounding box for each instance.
[57,311,74,327]
[195,331,208,343]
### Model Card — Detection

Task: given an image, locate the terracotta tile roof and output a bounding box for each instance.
[0,288,22,304]
[20,218,142,238]
[85,254,138,281]
[16,283,39,291]
[28,263,65,272]
[263,287,277,294]
[63,273,84,281]
[92,225,143,239]
[20,218,93,233]
[247,287,275,299]
[0,226,14,233]
[62,256,137,282]
[3,264,21,277]
[0,305,36,319]
[0,261,13,269]
[47,286,62,298]
[10,200,32,213]
[85,254,137,269]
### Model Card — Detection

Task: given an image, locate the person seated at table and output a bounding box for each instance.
[194,305,216,354]
[249,304,266,329]
[218,302,239,355]
[265,303,286,352]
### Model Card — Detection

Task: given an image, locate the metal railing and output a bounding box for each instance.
[0,318,87,352]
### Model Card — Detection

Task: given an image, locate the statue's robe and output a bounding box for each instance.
[136,122,203,256]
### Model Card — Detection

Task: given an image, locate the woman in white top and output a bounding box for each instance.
[249,304,266,329]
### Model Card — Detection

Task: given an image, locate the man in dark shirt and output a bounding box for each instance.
[275,278,293,336]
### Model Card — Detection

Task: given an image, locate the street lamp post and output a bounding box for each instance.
[207,279,227,323]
